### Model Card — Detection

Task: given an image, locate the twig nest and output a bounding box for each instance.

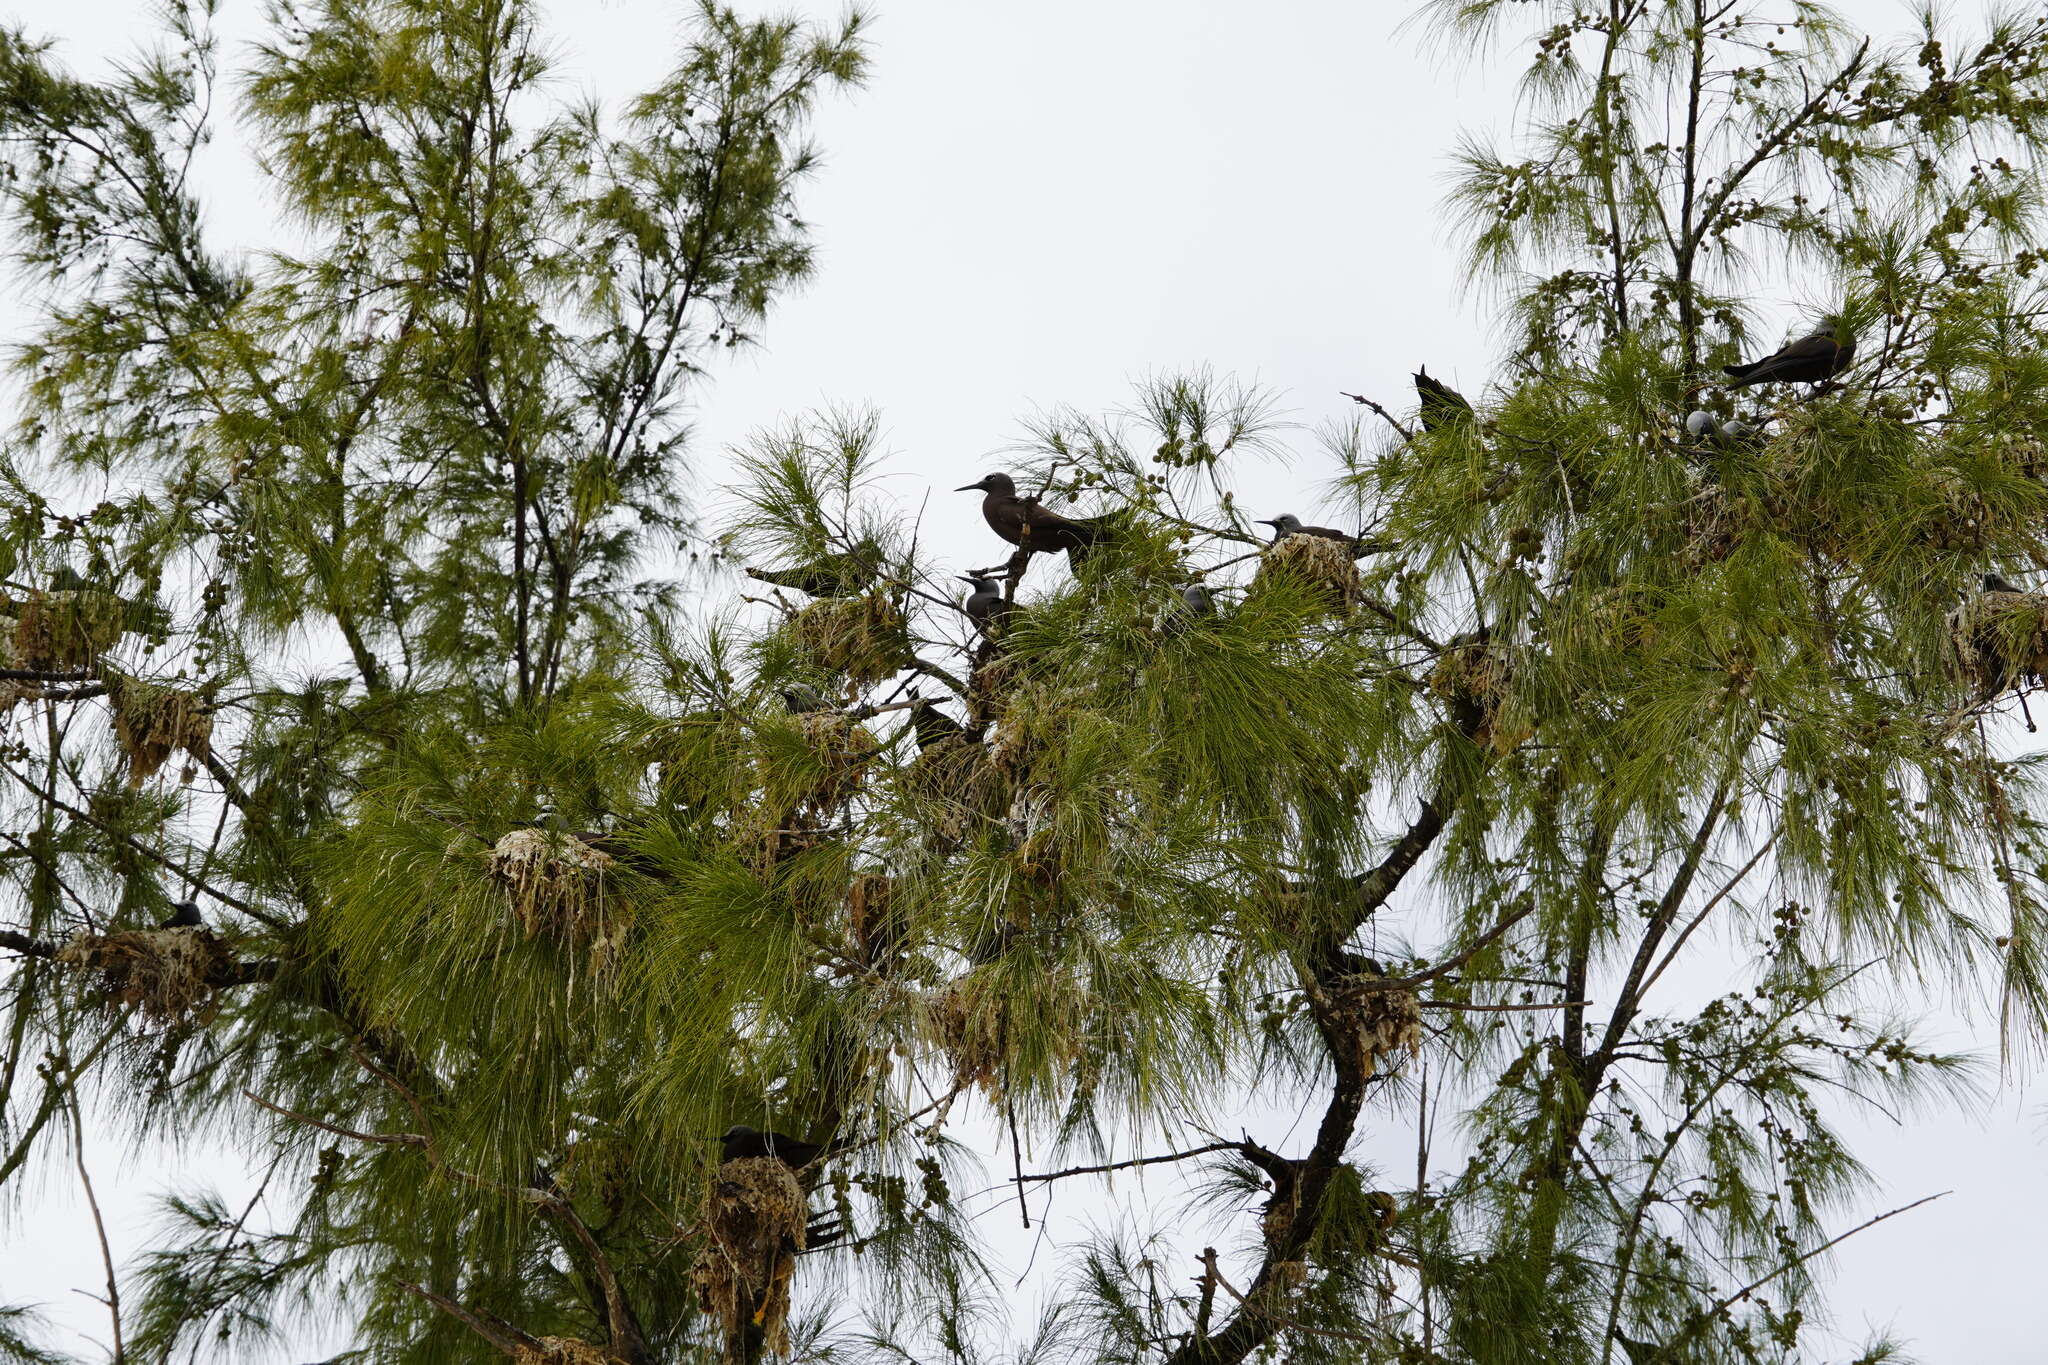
[1426,639,1529,754]
[10,590,125,670]
[512,1340,622,1365]
[1251,533,1360,612]
[1326,976,1422,1077]
[693,1156,808,1363]
[927,979,1006,1099]
[55,927,231,1026]
[782,593,913,686]
[1948,590,2048,695]
[846,872,903,963]
[485,829,629,973]
[761,711,874,814]
[1678,484,1740,566]
[106,675,213,786]
[903,737,1008,841]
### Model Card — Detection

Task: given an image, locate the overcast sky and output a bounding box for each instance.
[1,0,2042,1361]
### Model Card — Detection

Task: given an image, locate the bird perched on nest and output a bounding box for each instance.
[1413,367,1473,432]
[158,901,203,930]
[778,683,836,714]
[1255,514,1391,560]
[1723,322,1854,388]
[908,698,967,749]
[1984,573,2025,594]
[744,538,883,598]
[720,1124,828,1168]
[958,573,1017,634]
[956,473,1102,558]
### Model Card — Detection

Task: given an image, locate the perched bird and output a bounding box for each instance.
[719,1123,827,1168]
[907,698,966,750]
[1985,573,2025,594]
[1178,583,1214,616]
[956,474,1101,556]
[1722,322,1854,388]
[1413,366,1474,432]
[745,538,883,598]
[958,573,1014,633]
[158,901,203,930]
[1256,513,1354,545]
[1683,409,1719,441]
[778,683,835,714]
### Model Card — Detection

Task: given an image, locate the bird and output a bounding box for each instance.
[158,901,203,930]
[1413,367,1473,432]
[1178,583,1214,616]
[1722,322,1854,388]
[745,538,883,598]
[955,474,1101,556]
[778,683,835,714]
[1683,409,1718,441]
[1984,573,2024,594]
[958,573,1015,633]
[1256,513,1354,545]
[907,698,966,749]
[719,1123,828,1168]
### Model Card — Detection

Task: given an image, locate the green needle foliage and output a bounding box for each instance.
[1,2,2046,1364]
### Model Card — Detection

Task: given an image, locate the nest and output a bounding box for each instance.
[1326,977,1423,1078]
[1251,534,1360,612]
[11,591,125,671]
[903,737,1008,841]
[485,829,629,973]
[107,675,213,786]
[847,872,903,963]
[928,979,1007,1099]
[783,594,913,686]
[693,1156,808,1363]
[763,711,875,815]
[55,927,231,1026]
[1949,590,2048,697]
[1678,484,1740,567]
[513,1340,621,1365]
[1426,640,1528,754]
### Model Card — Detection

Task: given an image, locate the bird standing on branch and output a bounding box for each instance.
[1413,366,1473,432]
[744,537,883,598]
[1984,573,2024,594]
[158,901,203,929]
[958,573,1014,634]
[956,474,1101,557]
[719,1124,828,1168]
[907,698,966,749]
[1722,322,1854,388]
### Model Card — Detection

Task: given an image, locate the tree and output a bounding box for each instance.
[1,1,2045,1363]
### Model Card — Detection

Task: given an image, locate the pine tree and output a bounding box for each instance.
[2,3,2046,1365]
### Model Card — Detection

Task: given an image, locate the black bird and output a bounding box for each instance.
[1178,583,1214,616]
[745,538,883,598]
[955,474,1101,556]
[719,1123,827,1168]
[1984,573,2024,594]
[779,683,835,714]
[1723,323,1854,388]
[958,573,1015,633]
[158,901,203,930]
[1413,366,1473,432]
[1256,513,1353,545]
[908,699,967,750]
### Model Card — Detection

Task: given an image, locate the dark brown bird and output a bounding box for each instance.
[1413,366,1473,432]
[1723,323,1854,388]
[1256,513,1354,544]
[719,1123,827,1168]
[1984,573,2024,594]
[908,698,966,750]
[158,901,203,930]
[744,537,882,598]
[958,573,1018,634]
[956,474,1101,556]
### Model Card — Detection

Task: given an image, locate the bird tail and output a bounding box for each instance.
[1721,361,1762,384]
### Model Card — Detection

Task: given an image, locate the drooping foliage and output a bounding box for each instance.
[1,3,2045,1365]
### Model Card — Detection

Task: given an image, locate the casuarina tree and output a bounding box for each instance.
[3,3,2048,1365]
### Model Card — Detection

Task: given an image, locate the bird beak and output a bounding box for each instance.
[955,481,985,492]
[1254,518,1278,528]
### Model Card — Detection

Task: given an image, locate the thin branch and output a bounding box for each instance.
[241,1089,427,1148]
[69,1093,124,1365]
[1013,1141,1242,1185]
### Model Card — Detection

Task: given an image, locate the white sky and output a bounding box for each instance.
[1,0,2043,1361]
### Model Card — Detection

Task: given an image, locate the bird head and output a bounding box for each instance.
[958,573,998,590]
[778,684,829,713]
[955,473,1015,495]
[1254,514,1302,539]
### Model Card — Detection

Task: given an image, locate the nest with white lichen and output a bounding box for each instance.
[1251,534,1360,612]
[1325,976,1423,1078]
[511,1339,623,1365]
[55,928,231,1026]
[1948,590,2048,697]
[10,591,125,671]
[106,675,213,786]
[903,737,1008,840]
[485,829,630,973]
[782,593,914,686]
[693,1156,808,1363]
[927,979,1010,1099]
[1427,640,1529,754]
